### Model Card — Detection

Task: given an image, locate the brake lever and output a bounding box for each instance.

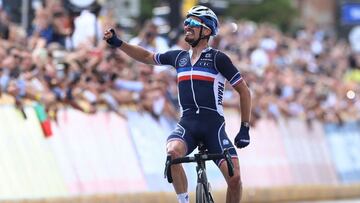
[164,155,173,183]
[224,149,234,177]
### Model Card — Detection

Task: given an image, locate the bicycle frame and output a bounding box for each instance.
[195,153,214,203]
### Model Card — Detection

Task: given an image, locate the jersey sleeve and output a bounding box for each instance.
[153,50,182,67]
[215,51,243,87]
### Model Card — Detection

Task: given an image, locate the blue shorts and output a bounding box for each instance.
[167,109,238,166]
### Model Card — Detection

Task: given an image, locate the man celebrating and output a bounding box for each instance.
[104,5,251,203]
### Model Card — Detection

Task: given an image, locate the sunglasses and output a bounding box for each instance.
[184,18,210,30]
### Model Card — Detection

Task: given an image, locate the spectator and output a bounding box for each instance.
[0,8,10,39]
[129,20,169,53]
[71,9,102,49]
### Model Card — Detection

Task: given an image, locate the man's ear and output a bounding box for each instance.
[202,28,212,37]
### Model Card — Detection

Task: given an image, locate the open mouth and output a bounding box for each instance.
[185,29,195,36]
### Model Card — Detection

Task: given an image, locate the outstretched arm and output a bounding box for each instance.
[103,29,156,65]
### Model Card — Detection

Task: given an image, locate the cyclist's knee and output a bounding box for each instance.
[227,174,241,190]
[167,149,183,159]
[167,141,186,159]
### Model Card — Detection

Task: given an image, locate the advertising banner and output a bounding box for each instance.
[324,122,360,183]
[0,106,67,200]
[49,109,147,195]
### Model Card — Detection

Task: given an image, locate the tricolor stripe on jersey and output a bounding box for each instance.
[177,67,217,82]
[153,53,161,65]
[229,72,243,86]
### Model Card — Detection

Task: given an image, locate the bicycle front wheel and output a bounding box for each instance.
[196,183,207,203]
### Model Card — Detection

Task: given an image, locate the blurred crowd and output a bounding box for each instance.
[220,21,360,126]
[1,1,360,126]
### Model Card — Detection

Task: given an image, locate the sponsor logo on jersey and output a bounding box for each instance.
[205,53,212,58]
[198,61,210,67]
[179,58,188,67]
[218,81,224,105]
[222,139,230,145]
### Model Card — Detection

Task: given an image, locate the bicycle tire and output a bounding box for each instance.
[196,183,207,203]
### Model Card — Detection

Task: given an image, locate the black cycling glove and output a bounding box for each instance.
[234,122,250,148]
[106,29,123,48]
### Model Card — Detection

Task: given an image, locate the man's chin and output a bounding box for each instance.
[185,37,195,44]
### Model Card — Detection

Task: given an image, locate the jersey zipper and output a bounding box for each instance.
[190,66,200,114]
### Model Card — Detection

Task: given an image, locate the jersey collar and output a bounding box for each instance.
[188,46,212,58]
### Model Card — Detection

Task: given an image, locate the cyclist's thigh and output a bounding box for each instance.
[167,118,197,156]
[202,117,238,166]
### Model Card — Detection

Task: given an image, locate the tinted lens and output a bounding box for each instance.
[184,18,192,26]
[184,18,202,27]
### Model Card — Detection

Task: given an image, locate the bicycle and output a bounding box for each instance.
[164,142,234,203]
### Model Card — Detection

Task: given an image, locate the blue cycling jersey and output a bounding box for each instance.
[153,47,242,116]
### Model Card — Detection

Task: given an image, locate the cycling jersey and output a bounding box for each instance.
[153,47,243,116]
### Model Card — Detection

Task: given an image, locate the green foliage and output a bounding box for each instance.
[227,0,298,31]
[139,0,158,23]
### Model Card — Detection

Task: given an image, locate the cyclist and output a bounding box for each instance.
[104,5,251,203]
